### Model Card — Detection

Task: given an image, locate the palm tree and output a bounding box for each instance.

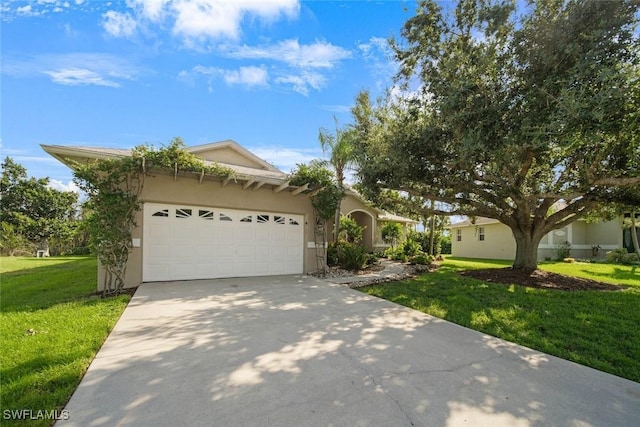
[318,118,357,242]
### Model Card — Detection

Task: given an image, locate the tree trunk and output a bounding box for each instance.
[333,203,341,243]
[631,210,640,261]
[512,229,543,270]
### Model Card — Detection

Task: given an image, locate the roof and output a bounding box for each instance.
[40,143,288,184]
[40,141,417,224]
[377,212,419,224]
[448,217,501,228]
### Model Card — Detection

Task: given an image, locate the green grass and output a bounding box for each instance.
[360,257,640,383]
[0,256,130,426]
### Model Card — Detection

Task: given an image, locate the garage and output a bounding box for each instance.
[143,203,304,282]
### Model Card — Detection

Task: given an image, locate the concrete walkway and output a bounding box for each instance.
[58,275,640,427]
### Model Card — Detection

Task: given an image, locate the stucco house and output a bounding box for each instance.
[449,215,637,261]
[42,140,416,290]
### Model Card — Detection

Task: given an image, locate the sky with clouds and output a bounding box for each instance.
[1,0,412,192]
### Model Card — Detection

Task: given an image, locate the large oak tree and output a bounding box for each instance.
[352,0,640,270]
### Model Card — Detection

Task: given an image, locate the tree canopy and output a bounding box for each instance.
[352,0,640,269]
[1,157,78,253]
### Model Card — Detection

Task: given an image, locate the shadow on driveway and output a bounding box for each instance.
[58,275,640,426]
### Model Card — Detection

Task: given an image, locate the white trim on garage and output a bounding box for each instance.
[143,203,304,282]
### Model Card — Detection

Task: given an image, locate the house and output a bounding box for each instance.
[42,140,416,290]
[449,215,635,261]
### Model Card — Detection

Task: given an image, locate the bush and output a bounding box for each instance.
[337,241,367,271]
[326,242,339,266]
[555,241,571,261]
[411,252,434,265]
[339,216,364,243]
[403,239,421,257]
[606,248,639,265]
[385,245,408,262]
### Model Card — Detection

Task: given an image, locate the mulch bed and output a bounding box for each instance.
[459,268,625,291]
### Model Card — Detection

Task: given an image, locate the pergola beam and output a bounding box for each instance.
[242,179,255,190]
[291,183,309,197]
[274,181,290,193]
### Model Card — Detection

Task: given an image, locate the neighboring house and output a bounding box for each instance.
[449,216,632,261]
[42,140,415,290]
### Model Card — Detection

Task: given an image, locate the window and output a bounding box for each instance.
[456,229,462,242]
[240,215,253,223]
[257,214,270,223]
[478,227,485,241]
[176,208,192,219]
[199,210,214,220]
[219,213,232,221]
[152,209,169,217]
[274,215,285,225]
[289,219,299,226]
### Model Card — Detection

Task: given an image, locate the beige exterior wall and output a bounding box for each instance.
[451,222,516,260]
[451,218,623,262]
[102,173,317,290]
[195,146,265,169]
[341,194,379,251]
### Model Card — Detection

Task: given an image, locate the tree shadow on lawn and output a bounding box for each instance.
[365,271,640,383]
[577,266,639,285]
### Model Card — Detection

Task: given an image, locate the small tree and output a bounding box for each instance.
[290,160,344,274]
[318,119,357,242]
[381,222,402,248]
[74,157,143,296]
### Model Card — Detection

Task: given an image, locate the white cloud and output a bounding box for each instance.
[358,36,398,90]
[16,5,36,16]
[3,53,141,88]
[170,0,299,42]
[248,146,321,173]
[126,0,169,22]
[102,10,137,38]
[275,70,326,96]
[221,66,268,87]
[184,65,269,90]
[48,179,81,194]
[42,68,121,87]
[228,39,351,68]
[104,0,299,43]
[321,104,351,113]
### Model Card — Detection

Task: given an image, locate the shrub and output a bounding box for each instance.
[403,239,421,257]
[555,241,571,260]
[326,242,339,266]
[411,252,434,265]
[339,216,364,243]
[385,245,408,262]
[337,241,367,271]
[606,248,639,265]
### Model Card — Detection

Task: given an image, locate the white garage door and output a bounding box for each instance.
[143,203,304,282]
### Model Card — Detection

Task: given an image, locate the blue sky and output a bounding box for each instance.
[1,0,413,192]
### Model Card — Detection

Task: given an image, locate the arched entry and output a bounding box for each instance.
[345,209,375,251]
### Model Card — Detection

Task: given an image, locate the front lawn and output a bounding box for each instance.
[0,256,130,426]
[360,257,640,383]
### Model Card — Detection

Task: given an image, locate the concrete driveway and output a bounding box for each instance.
[59,275,640,427]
